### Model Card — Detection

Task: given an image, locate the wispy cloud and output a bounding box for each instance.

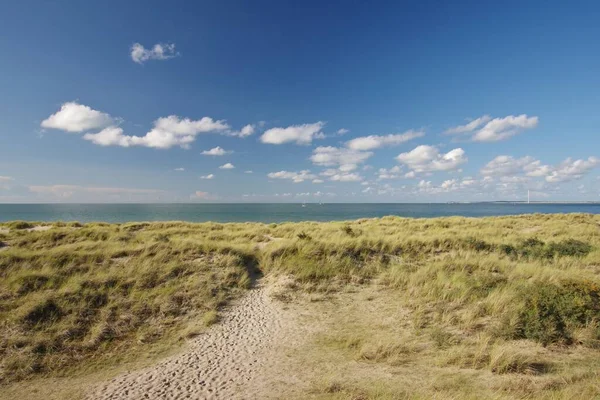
[445,114,538,142]
[346,130,424,151]
[267,170,317,183]
[131,42,179,64]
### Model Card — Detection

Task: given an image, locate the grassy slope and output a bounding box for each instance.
[1,214,600,398]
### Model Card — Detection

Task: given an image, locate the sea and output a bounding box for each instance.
[1,203,600,224]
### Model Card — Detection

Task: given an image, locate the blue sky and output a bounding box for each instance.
[1,0,599,203]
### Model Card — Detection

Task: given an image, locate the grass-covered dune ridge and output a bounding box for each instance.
[1,214,600,397]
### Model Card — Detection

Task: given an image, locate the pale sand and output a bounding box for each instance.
[29,225,52,232]
[87,282,302,400]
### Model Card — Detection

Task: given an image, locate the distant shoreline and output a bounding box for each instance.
[1,203,600,224]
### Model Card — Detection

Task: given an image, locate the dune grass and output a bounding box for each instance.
[1,214,600,398]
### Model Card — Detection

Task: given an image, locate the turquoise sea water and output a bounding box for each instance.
[1,203,600,223]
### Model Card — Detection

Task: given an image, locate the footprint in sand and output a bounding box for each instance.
[88,283,292,400]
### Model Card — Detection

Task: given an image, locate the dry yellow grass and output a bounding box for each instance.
[1,214,599,399]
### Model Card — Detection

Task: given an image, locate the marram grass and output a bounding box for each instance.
[1,214,599,397]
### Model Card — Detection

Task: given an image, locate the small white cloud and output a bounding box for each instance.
[244,170,253,174]
[444,115,491,135]
[446,114,538,142]
[42,102,114,133]
[329,173,363,182]
[377,166,402,180]
[310,146,373,171]
[0,176,14,182]
[337,128,350,135]
[396,145,467,173]
[312,179,324,184]
[260,122,325,145]
[267,170,317,183]
[200,174,215,180]
[546,157,599,183]
[83,126,132,147]
[174,167,185,171]
[131,42,179,64]
[201,146,232,156]
[346,130,424,151]
[480,155,538,177]
[219,163,235,169]
[240,124,255,137]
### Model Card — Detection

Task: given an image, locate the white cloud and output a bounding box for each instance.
[444,115,491,135]
[83,116,230,149]
[225,124,256,138]
[201,146,232,156]
[346,130,424,151]
[377,166,402,180]
[174,167,185,171]
[330,173,363,182]
[260,122,325,145]
[337,128,350,135]
[0,176,14,182]
[396,145,467,173]
[445,114,538,142]
[524,160,552,177]
[200,174,214,180]
[480,155,598,183]
[219,163,235,169]
[41,102,114,133]
[267,170,317,183]
[141,116,230,148]
[474,115,538,142]
[244,170,253,174]
[310,146,373,171]
[412,177,488,195]
[546,157,599,183]
[312,179,324,184]
[480,155,537,177]
[240,124,255,137]
[131,42,179,64]
[83,127,133,147]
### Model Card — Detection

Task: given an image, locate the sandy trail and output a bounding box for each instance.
[88,282,294,400]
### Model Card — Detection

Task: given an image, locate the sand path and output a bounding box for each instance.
[88,282,294,400]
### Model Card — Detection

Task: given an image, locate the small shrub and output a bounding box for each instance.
[547,239,592,258]
[515,281,600,346]
[7,221,34,230]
